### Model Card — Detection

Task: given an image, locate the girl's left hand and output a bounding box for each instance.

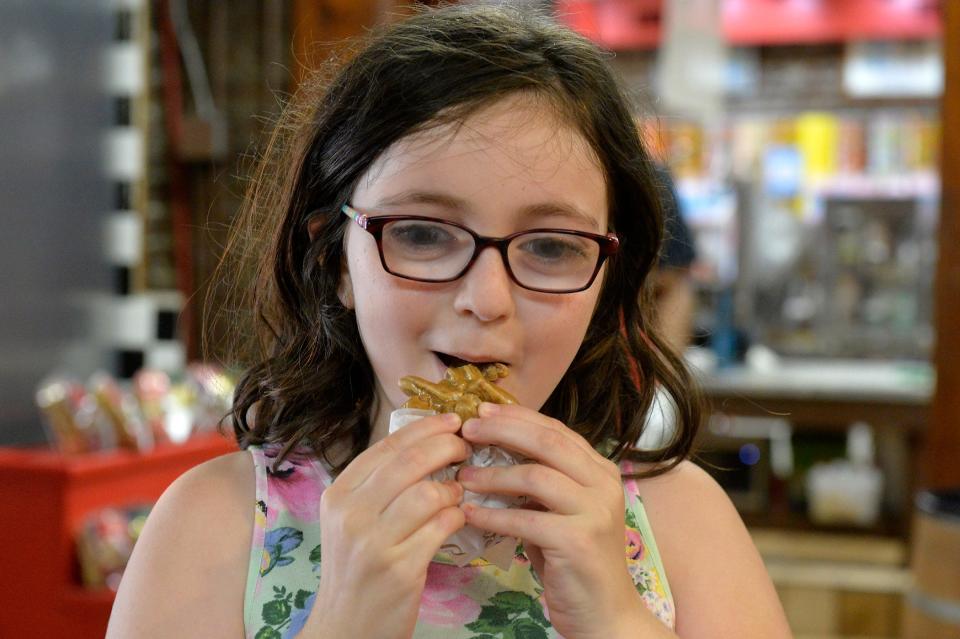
[457,402,655,639]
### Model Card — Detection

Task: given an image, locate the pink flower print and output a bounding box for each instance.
[514,542,530,566]
[420,563,481,627]
[264,449,325,523]
[625,527,645,562]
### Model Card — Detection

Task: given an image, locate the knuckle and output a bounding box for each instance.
[434,506,466,533]
[517,507,538,529]
[319,486,341,514]
[443,434,471,459]
[375,436,399,455]
[417,481,445,507]
[602,457,620,476]
[594,497,623,529]
[536,428,566,452]
[383,553,415,583]
[398,445,427,468]
[354,530,379,558]
[524,464,551,490]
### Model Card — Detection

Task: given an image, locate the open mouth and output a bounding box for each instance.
[434,352,507,370]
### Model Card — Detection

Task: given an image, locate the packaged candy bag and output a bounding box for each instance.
[393,363,525,569]
[76,503,152,591]
[389,408,524,569]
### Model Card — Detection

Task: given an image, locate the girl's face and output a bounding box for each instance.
[340,94,610,441]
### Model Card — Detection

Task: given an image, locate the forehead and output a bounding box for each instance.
[354,94,609,229]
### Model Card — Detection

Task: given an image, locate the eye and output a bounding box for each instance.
[387,221,458,248]
[517,234,591,261]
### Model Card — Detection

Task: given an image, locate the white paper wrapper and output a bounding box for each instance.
[389,408,524,570]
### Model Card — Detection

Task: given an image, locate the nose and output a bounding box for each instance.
[452,246,516,322]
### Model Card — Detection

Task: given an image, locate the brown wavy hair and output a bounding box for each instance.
[209,3,702,476]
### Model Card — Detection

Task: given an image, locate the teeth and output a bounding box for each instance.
[435,352,502,369]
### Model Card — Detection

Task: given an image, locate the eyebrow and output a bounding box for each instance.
[375,190,601,231]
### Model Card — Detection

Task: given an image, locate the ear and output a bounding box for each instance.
[307,216,324,243]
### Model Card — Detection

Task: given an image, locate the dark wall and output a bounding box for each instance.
[0,1,113,444]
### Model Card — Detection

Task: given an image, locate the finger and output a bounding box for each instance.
[380,479,465,542]
[357,432,472,507]
[336,412,461,490]
[461,503,561,549]
[483,402,604,461]
[457,463,582,515]
[477,403,618,480]
[396,504,467,567]
[462,406,607,487]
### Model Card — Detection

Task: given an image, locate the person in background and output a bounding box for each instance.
[107,6,791,638]
[651,164,698,354]
[635,165,698,452]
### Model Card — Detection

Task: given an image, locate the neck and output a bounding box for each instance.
[367,390,393,447]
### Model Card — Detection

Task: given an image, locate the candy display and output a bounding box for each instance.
[35,378,91,454]
[75,504,153,591]
[35,364,235,454]
[90,373,153,451]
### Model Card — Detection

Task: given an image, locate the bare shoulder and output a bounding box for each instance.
[632,461,793,638]
[107,450,255,639]
[631,459,733,521]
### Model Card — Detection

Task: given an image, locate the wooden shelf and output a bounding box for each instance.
[0,433,238,638]
[742,510,908,539]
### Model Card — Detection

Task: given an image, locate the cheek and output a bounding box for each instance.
[522,295,599,407]
[348,249,436,400]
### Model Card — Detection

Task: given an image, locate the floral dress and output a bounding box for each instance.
[243,444,675,638]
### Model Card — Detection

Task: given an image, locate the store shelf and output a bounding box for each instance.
[742,510,908,539]
[0,432,238,638]
[700,359,933,408]
[752,528,909,637]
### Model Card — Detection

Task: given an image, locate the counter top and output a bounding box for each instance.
[699,358,933,406]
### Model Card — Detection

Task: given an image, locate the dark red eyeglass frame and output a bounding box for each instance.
[339,203,620,294]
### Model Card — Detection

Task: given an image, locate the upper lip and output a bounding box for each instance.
[434,351,512,366]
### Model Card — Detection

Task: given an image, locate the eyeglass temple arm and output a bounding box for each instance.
[341,204,369,229]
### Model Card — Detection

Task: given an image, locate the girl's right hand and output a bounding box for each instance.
[302,412,470,639]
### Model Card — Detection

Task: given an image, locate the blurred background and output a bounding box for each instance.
[1,1,958,638]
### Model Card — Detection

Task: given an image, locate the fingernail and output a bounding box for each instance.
[462,419,479,436]
[458,466,477,482]
[478,402,499,417]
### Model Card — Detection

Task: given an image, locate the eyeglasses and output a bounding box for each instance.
[340,204,619,294]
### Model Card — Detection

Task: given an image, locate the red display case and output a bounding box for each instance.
[557,0,942,50]
[0,433,238,637]
[723,0,942,46]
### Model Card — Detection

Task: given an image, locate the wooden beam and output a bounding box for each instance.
[926,0,960,489]
[291,0,402,86]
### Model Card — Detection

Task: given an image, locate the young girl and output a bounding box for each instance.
[108,5,791,638]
